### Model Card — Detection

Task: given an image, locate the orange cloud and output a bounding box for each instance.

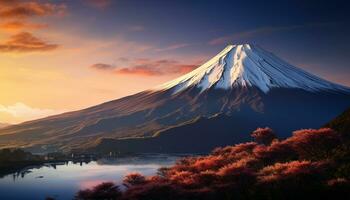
[0,1,66,19]
[0,21,47,32]
[116,66,162,76]
[0,32,58,53]
[0,0,19,6]
[91,58,199,76]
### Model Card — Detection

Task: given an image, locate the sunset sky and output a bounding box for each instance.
[1,0,349,124]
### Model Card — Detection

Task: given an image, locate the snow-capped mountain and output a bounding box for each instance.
[0,44,349,154]
[158,44,348,93]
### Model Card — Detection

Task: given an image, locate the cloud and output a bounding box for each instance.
[0,21,47,32]
[116,66,162,76]
[90,63,116,70]
[90,58,199,76]
[0,1,63,52]
[0,32,59,53]
[84,0,112,9]
[115,58,198,76]
[208,25,304,45]
[0,102,63,122]
[116,65,198,76]
[0,0,20,6]
[155,43,190,52]
[0,1,66,19]
[117,57,129,62]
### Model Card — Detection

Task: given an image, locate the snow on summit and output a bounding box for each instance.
[157,44,349,94]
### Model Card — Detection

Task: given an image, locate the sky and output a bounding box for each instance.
[0,0,349,124]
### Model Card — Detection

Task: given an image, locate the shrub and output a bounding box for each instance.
[287,128,341,160]
[123,173,146,188]
[253,141,297,164]
[251,127,277,145]
[192,155,226,171]
[257,160,326,184]
[75,182,121,200]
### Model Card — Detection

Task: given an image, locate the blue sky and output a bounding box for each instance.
[62,0,350,83]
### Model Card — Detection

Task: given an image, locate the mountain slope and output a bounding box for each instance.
[1,44,350,153]
[92,89,350,154]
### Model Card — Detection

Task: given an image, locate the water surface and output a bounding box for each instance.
[0,155,181,200]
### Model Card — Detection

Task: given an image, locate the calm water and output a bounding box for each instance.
[0,155,181,200]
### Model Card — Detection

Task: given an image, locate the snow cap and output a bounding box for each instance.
[156,44,349,94]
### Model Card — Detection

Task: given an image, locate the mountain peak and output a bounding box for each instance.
[157,44,349,94]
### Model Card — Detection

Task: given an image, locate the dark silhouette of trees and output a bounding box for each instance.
[0,148,34,162]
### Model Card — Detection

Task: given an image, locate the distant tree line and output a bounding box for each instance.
[0,148,41,162]
[0,148,45,177]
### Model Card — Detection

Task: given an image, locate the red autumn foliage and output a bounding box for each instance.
[74,182,121,200]
[169,170,196,185]
[286,128,341,159]
[123,173,146,188]
[191,155,226,171]
[217,156,257,177]
[212,142,258,155]
[251,127,277,145]
[76,127,350,200]
[257,160,326,183]
[122,181,180,200]
[156,167,170,177]
[253,140,298,164]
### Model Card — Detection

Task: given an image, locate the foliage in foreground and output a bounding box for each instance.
[75,127,350,200]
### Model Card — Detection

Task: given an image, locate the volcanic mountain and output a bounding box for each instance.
[1,44,350,153]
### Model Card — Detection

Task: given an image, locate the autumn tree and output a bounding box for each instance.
[251,127,277,145]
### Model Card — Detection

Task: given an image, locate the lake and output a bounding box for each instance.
[0,154,182,200]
